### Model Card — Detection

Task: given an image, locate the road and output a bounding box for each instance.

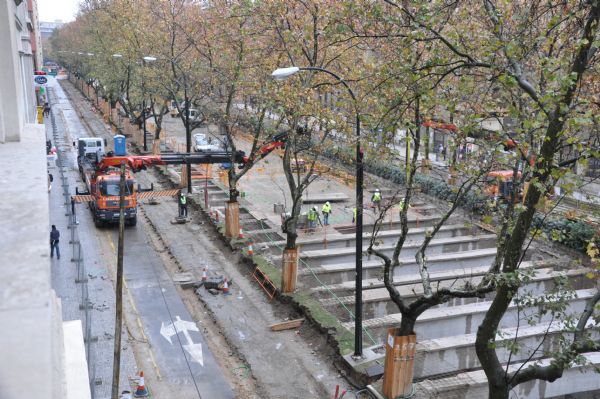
[47,75,234,399]
[60,75,352,399]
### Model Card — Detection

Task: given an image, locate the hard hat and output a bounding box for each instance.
[375,188,380,192]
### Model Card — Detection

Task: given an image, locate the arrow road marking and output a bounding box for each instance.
[160,316,204,366]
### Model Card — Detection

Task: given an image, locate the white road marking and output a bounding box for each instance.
[160,316,204,366]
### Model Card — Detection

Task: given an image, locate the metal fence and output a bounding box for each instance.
[50,107,98,399]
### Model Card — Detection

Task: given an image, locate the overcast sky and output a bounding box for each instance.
[38,0,80,23]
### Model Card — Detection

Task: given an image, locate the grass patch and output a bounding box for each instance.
[292,291,355,356]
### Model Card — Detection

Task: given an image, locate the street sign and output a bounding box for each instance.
[34,75,48,85]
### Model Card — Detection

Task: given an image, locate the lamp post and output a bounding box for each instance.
[272,66,364,357]
[141,56,157,152]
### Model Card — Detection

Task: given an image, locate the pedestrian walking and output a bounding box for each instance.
[178,191,188,217]
[371,188,382,211]
[322,201,332,226]
[442,146,447,161]
[43,102,51,117]
[50,225,60,259]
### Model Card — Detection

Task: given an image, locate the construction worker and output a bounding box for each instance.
[307,206,320,233]
[178,191,188,217]
[371,188,382,211]
[352,207,357,224]
[322,201,332,225]
[398,198,411,213]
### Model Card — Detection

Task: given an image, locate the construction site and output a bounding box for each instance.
[38,71,598,399]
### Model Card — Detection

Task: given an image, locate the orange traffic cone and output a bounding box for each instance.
[202,267,208,281]
[222,278,231,295]
[248,243,254,256]
[133,371,149,397]
[239,228,244,239]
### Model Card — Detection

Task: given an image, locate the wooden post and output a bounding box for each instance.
[181,165,189,189]
[152,140,161,155]
[225,201,240,237]
[111,162,127,399]
[382,329,417,399]
[281,247,299,293]
[420,158,429,174]
[448,166,457,185]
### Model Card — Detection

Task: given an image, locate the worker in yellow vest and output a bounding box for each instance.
[371,188,382,211]
[352,207,357,224]
[322,201,332,225]
[307,206,321,232]
[398,198,411,213]
[178,191,187,217]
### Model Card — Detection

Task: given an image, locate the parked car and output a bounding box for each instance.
[193,133,221,152]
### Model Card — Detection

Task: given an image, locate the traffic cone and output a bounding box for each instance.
[222,278,231,295]
[248,243,254,256]
[202,267,208,281]
[239,228,244,239]
[133,371,149,397]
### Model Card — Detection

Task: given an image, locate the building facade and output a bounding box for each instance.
[0,2,88,399]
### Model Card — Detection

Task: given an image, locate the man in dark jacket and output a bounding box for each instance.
[50,225,60,259]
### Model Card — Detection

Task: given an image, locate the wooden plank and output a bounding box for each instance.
[269,318,305,332]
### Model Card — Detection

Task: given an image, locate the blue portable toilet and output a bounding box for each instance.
[114,134,126,156]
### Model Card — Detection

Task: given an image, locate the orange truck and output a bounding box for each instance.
[76,138,140,227]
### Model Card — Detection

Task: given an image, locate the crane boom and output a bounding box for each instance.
[96,151,247,173]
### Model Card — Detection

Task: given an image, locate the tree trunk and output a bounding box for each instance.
[398,313,416,336]
[285,231,298,250]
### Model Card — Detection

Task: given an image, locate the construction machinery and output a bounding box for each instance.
[484,170,523,203]
[73,133,287,227]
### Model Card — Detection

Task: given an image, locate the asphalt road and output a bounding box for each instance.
[51,76,234,399]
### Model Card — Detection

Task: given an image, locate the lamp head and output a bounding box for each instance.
[271,67,300,80]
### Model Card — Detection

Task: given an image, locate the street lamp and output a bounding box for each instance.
[141,56,157,152]
[271,66,364,357]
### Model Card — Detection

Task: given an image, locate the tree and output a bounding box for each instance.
[374,1,600,397]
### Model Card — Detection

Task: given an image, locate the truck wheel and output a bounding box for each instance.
[94,217,103,228]
[127,217,137,227]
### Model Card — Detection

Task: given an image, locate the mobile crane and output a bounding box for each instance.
[73,133,287,227]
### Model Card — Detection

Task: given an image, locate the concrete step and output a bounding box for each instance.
[268,224,480,254]
[415,351,600,399]
[300,234,497,268]
[299,247,498,285]
[334,214,444,234]
[310,260,550,294]
[323,267,591,321]
[347,319,598,380]
[341,288,597,341]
